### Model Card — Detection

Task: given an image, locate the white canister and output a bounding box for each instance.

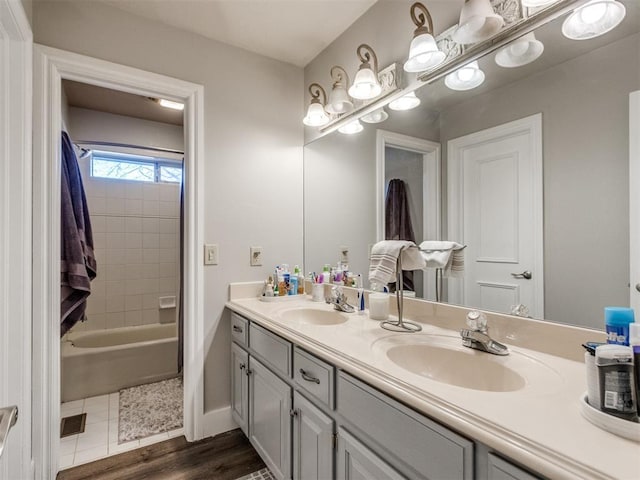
[368,293,389,320]
[311,283,325,302]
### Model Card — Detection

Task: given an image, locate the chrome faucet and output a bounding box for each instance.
[460,311,509,356]
[326,286,355,313]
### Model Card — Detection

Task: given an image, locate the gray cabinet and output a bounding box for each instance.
[336,427,405,480]
[230,342,249,435]
[292,391,334,480]
[249,356,292,480]
[488,453,542,480]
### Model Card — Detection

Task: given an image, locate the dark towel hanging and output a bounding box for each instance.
[60,131,97,336]
[385,179,415,291]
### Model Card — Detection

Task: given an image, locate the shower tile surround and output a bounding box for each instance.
[75,156,181,332]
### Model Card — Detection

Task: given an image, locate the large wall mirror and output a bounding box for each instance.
[304,0,639,330]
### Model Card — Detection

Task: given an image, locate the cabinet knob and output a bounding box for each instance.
[239,363,245,370]
[289,409,299,417]
[246,369,253,376]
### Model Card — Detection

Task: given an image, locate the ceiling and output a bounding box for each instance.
[102,0,378,67]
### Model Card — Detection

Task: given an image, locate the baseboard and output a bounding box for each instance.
[201,405,238,438]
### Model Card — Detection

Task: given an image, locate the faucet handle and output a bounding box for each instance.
[466,310,487,332]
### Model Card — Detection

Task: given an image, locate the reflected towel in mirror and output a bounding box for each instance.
[420,241,465,278]
[369,240,426,286]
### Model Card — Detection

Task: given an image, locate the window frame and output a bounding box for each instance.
[89,149,183,184]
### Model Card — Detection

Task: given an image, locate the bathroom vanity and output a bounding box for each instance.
[226,283,639,480]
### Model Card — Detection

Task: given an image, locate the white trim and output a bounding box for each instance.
[201,406,237,438]
[0,1,32,478]
[32,45,205,479]
[447,113,544,316]
[376,129,441,298]
[630,91,640,312]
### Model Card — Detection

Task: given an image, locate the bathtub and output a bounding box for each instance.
[61,323,179,402]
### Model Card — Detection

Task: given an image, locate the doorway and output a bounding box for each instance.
[33,45,205,478]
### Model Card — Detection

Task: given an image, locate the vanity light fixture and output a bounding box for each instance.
[562,0,626,40]
[452,0,504,45]
[303,83,330,127]
[495,32,544,68]
[361,107,389,124]
[388,91,421,111]
[444,60,485,90]
[326,66,354,115]
[338,119,364,135]
[348,44,382,100]
[155,98,184,111]
[403,2,446,73]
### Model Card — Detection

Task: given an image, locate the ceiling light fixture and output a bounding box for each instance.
[388,91,421,111]
[452,0,504,45]
[303,83,330,127]
[338,119,364,135]
[361,108,389,124]
[444,61,485,90]
[326,66,354,115]
[562,0,626,40]
[403,2,446,73]
[348,44,382,100]
[156,98,185,111]
[495,32,544,68]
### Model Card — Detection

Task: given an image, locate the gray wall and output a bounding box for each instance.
[440,33,640,328]
[33,1,304,414]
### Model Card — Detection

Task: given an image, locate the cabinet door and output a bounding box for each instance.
[249,357,292,480]
[488,454,541,480]
[231,343,249,435]
[292,392,334,480]
[336,427,406,480]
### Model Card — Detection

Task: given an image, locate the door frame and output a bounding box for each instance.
[0,0,32,478]
[630,91,640,312]
[447,113,544,315]
[376,129,441,298]
[32,44,205,478]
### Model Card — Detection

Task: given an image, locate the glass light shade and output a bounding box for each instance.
[562,0,626,40]
[326,85,354,115]
[521,0,556,6]
[452,0,504,44]
[361,108,389,124]
[388,92,421,111]
[348,67,382,100]
[338,119,364,135]
[303,102,329,127]
[495,32,545,68]
[403,33,447,73]
[445,61,485,91]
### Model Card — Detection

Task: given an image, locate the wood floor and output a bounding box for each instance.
[56,429,265,480]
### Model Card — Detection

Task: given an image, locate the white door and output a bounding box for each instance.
[630,91,640,312]
[0,0,32,478]
[448,114,544,317]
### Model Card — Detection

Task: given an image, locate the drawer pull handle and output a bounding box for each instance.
[299,368,320,384]
[233,325,243,333]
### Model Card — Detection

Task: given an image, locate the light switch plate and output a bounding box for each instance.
[250,246,263,266]
[204,244,218,265]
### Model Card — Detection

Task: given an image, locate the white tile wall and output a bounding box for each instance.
[74,156,181,332]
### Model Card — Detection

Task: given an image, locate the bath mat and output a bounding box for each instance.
[118,376,183,443]
[235,468,275,480]
[60,413,86,438]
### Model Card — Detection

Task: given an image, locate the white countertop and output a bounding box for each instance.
[226,291,640,480]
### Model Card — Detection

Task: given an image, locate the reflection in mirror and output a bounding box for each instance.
[303,0,639,329]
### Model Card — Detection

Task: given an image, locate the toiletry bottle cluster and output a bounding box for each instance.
[310,262,360,287]
[585,307,640,423]
[263,264,305,297]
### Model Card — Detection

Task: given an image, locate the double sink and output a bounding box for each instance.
[277,306,560,393]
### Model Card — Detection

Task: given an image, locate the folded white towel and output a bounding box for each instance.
[419,241,465,278]
[369,240,426,286]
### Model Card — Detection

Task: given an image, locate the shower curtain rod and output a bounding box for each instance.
[74,140,184,156]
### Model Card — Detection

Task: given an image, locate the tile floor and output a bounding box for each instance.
[59,393,184,470]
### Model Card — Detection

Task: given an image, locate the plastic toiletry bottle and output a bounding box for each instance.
[605,307,635,345]
[334,263,343,285]
[265,276,275,297]
[289,273,298,295]
[294,265,305,295]
[630,323,640,415]
[356,274,365,315]
[321,264,331,284]
[595,344,637,420]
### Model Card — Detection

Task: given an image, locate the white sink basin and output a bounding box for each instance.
[373,335,560,393]
[279,308,348,325]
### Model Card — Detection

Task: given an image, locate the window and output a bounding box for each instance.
[90,150,183,184]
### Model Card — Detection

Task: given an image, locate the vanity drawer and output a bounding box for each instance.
[337,371,474,480]
[231,312,248,347]
[249,322,292,377]
[293,347,335,409]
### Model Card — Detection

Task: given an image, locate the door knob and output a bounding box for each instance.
[511,271,532,280]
